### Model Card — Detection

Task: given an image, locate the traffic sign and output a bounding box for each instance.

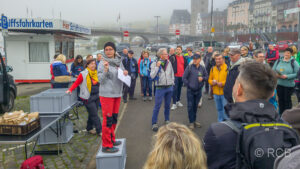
[284,8,300,17]
[211,27,215,33]
[123,31,129,37]
[175,29,180,35]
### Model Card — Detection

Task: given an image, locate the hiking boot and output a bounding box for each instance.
[102,147,119,153]
[143,97,147,101]
[171,104,177,110]
[176,101,183,107]
[113,141,122,146]
[194,122,202,128]
[152,124,159,132]
[148,96,153,101]
[189,123,195,129]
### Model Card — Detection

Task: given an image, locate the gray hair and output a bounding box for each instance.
[157,48,167,57]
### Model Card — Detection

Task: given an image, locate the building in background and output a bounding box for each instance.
[191,0,209,35]
[249,0,276,33]
[169,9,191,36]
[201,9,227,34]
[272,0,298,33]
[227,0,253,34]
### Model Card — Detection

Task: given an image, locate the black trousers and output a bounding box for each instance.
[123,78,137,101]
[84,94,102,134]
[277,85,294,115]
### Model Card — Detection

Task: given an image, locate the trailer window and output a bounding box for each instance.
[29,42,50,63]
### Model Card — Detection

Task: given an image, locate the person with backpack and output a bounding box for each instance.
[273,48,300,115]
[204,61,300,169]
[150,48,174,132]
[208,54,228,122]
[122,50,138,103]
[183,54,208,129]
[140,50,153,101]
[266,44,279,67]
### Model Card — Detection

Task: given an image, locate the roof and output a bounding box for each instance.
[229,0,254,6]
[0,15,91,35]
[170,10,191,25]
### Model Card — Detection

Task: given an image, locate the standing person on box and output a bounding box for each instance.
[66,59,102,136]
[98,42,128,153]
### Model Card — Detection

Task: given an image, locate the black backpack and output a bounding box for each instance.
[222,119,300,169]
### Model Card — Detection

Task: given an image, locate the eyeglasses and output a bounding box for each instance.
[105,48,114,51]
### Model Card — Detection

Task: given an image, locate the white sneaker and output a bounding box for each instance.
[198,98,203,108]
[176,101,183,107]
[171,104,177,110]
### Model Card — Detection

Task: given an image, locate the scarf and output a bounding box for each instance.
[102,53,122,67]
[86,68,99,93]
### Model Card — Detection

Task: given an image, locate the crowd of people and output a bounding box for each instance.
[49,40,300,168]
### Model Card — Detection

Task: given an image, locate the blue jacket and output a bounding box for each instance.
[123,57,138,78]
[140,58,151,77]
[52,61,69,77]
[183,64,208,91]
[71,63,84,77]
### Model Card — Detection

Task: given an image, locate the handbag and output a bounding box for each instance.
[54,76,71,83]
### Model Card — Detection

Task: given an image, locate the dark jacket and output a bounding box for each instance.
[52,62,69,77]
[122,57,138,79]
[169,54,188,75]
[224,58,245,103]
[183,64,208,91]
[204,52,213,69]
[207,58,216,75]
[71,63,84,77]
[204,100,280,169]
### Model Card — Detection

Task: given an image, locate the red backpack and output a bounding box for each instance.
[20,155,44,169]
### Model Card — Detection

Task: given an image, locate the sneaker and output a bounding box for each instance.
[198,98,203,108]
[113,141,122,146]
[176,101,183,107]
[165,120,170,125]
[194,122,202,128]
[171,104,177,110]
[143,97,147,101]
[102,147,119,153]
[148,96,152,101]
[152,124,159,132]
[189,123,195,129]
[88,130,96,135]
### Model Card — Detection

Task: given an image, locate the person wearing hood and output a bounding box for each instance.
[273,48,299,115]
[98,42,128,153]
[266,44,279,67]
[52,54,71,88]
[67,59,102,136]
[204,61,280,169]
[224,49,245,103]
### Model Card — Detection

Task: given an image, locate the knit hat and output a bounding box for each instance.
[104,42,116,51]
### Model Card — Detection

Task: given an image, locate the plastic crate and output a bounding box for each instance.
[0,118,40,135]
[42,88,77,105]
[30,91,77,115]
[96,138,126,169]
[37,119,73,145]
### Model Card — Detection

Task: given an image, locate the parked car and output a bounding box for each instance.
[277,40,293,51]
[0,53,17,113]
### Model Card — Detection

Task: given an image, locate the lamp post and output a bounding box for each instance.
[154,16,161,46]
[210,0,214,46]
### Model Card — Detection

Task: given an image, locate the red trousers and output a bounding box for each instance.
[100,97,121,148]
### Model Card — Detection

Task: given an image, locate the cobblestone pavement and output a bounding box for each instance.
[0,95,125,169]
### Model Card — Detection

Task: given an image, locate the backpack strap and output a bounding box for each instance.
[291,59,295,73]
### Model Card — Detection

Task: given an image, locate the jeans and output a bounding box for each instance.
[142,76,152,97]
[152,87,173,125]
[213,95,228,122]
[277,85,294,116]
[173,77,183,104]
[187,88,202,123]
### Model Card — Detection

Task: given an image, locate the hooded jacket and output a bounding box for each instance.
[98,53,124,98]
[204,100,280,169]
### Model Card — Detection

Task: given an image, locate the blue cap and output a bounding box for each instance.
[193,54,201,59]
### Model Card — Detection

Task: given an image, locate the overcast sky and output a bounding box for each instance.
[0,0,233,27]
